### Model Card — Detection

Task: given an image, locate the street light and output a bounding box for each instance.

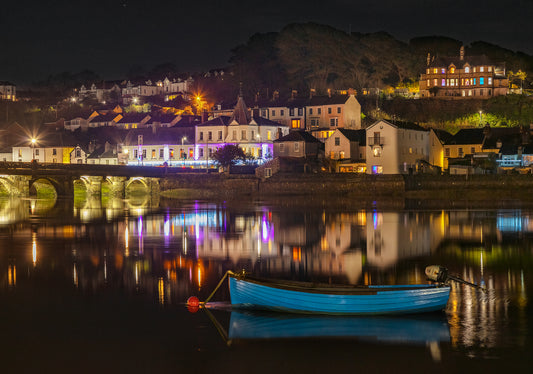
[181,136,187,165]
[479,110,482,126]
[31,138,36,162]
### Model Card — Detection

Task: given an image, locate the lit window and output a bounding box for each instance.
[434,79,438,86]
[465,67,470,73]
[450,67,455,73]
[267,131,272,140]
[441,68,445,74]
[480,77,484,85]
[427,79,430,87]
[426,68,430,74]
[474,78,476,85]
[441,79,445,86]
[373,147,381,157]
[480,66,484,72]
[291,119,301,128]
[433,68,437,73]
[488,66,492,72]
[488,77,492,85]
[372,165,383,174]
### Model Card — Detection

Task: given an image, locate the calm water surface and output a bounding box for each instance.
[0,195,531,373]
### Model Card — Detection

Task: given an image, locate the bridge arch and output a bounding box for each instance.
[29,177,64,197]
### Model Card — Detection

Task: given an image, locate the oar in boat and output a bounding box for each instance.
[425,265,486,292]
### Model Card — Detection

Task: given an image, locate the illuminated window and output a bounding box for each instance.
[340,151,345,158]
[441,79,445,86]
[409,147,413,154]
[267,131,272,140]
[427,79,430,87]
[488,66,492,72]
[426,68,430,74]
[474,78,476,85]
[170,149,174,158]
[291,119,301,128]
[434,79,438,86]
[488,77,492,85]
[465,67,470,73]
[480,77,484,85]
[480,66,484,72]
[124,124,129,129]
[433,68,437,73]
[373,147,381,157]
[151,149,156,158]
[441,68,445,74]
[132,124,137,129]
[372,165,383,174]
[473,67,476,73]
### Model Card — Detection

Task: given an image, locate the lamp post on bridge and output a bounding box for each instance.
[31,138,36,162]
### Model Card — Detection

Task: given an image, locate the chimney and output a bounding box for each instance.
[460,46,465,61]
[201,110,208,123]
[277,128,283,139]
[291,89,297,99]
[309,88,316,99]
[327,88,332,98]
[348,88,356,96]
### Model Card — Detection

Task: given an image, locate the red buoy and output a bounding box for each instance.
[187,296,200,307]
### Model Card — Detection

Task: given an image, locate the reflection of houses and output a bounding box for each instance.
[366,120,429,174]
[366,212,431,268]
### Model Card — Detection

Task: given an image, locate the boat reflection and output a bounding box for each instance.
[227,310,451,345]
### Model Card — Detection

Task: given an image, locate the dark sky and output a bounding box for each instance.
[1,0,531,85]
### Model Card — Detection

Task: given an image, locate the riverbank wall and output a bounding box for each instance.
[159,173,533,199]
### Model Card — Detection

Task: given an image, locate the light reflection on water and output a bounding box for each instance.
[0,196,532,363]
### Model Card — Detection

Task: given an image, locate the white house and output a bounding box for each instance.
[366,120,429,174]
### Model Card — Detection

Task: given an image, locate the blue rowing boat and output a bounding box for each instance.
[228,273,450,315]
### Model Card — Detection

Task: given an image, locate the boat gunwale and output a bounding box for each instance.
[229,274,449,296]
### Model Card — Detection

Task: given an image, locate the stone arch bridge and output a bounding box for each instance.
[0,162,169,197]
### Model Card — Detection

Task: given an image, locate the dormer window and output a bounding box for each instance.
[449,66,455,74]
[465,66,470,73]
[441,68,446,74]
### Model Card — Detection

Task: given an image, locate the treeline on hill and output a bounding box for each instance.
[229,22,533,100]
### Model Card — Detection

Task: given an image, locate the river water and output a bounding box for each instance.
[0,195,531,373]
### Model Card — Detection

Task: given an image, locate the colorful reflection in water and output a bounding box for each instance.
[0,196,532,363]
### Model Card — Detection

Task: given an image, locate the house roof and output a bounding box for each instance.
[368,120,427,132]
[448,128,485,145]
[482,127,522,149]
[122,126,195,146]
[89,112,120,123]
[116,113,150,124]
[428,54,500,69]
[431,129,454,144]
[274,131,321,143]
[229,95,251,125]
[337,129,366,145]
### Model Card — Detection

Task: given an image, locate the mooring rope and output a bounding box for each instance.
[201,270,236,305]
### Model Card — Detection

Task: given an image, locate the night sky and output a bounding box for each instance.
[1,0,531,85]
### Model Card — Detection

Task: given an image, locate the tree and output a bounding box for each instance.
[212,144,246,169]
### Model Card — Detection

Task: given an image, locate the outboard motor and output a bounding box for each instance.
[425,265,448,283]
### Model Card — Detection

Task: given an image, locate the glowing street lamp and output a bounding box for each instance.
[479,110,483,125]
[31,138,36,161]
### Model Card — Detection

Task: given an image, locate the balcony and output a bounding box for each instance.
[368,137,385,146]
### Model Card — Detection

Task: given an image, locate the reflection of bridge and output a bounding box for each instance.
[0,162,181,196]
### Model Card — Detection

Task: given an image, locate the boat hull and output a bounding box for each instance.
[229,276,450,315]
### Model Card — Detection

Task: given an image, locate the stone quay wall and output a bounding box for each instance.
[159,173,533,199]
